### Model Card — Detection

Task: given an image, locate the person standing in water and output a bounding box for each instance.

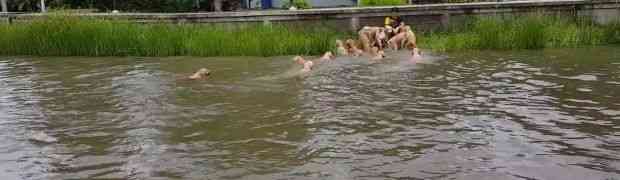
[385,8,403,30]
[385,8,405,42]
[385,15,402,30]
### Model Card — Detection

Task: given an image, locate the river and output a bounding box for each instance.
[0,47,619,179]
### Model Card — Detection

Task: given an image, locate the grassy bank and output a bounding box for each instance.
[0,16,343,57]
[360,0,407,6]
[419,15,620,51]
[1,14,619,57]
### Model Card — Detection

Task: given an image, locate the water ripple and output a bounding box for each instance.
[0,48,619,179]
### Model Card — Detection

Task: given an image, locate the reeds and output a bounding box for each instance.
[0,15,343,57]
[1,14,619,56]
[420,15,620,52]
[359,0,407,6]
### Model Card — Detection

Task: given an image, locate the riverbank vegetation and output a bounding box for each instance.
[360,0,407,6]
[0,16,343,57]
[420,15,620,51]
[1,14,619,57]
[282,0,311,9]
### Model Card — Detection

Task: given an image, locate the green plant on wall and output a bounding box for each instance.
[360,0,407,6]
[282,0,311,9]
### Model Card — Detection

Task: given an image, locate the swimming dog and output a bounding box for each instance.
[410,48,422,62]
[359,26,388,52]
[404,29,417,50]
[387,32,407,50]
[294,56,314,73]
[345,39,364,57]
[386,25,417,50]
[369,47,386,61]
[188,68,211,80]
[319,51,335,61]
[336,40,348,56]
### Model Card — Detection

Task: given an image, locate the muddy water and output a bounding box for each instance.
[0,47,619,180]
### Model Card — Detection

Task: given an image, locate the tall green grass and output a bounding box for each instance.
[360,0,407,6]
[0,16,343,57]
[2,14,619,57]
[420,15,620,52]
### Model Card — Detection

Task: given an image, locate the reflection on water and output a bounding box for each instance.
[0,47,619,179]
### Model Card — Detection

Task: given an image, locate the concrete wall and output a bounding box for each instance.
[271,0,285,8]
[2,0,619,32]
[592,9,620,24]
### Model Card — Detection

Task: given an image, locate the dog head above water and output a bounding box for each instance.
[293,56,306,65]
[321,51,335,61]
[189,68,211,80]
[345,39,357,48]
[336,40,344,47]
[413,48,421,55]
[411,48,423,59]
